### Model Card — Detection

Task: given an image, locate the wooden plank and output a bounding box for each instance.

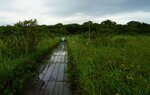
[49,63,60,81]
[39,63,47,74]
[35,82,47,95]
[60,51,66,56]
[43,63,55,81]
[53,82,59,95]
[63,82,72,95]
[56,56,62,63]
[53,55,59,63]
[48,55,55,63]
[38,66,48,80]
[60,56,65,63]
[39,54,55,79]
[59,51,63,56]
[43,82,55,95]
[53,50,60,56]
[64,56,68,63]
[58,82,63,95]
[57,64,65,82]
[65,51,67,56]
[64,63,68,82]
[33,55,56,95]
[59,51,66,56]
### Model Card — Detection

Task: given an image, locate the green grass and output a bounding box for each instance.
[0,37,60,95]
[67,35,150,95]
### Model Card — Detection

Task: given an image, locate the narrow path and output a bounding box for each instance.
[23,42,72,95]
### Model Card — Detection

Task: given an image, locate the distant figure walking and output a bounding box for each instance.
[61,37,65,42]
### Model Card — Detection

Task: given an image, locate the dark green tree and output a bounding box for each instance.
[101,20,116,27]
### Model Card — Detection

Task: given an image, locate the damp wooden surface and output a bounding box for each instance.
[20,42,72,95]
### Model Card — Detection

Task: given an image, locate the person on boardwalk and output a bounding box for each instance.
[61,37,65,42]
[61,37,65,49]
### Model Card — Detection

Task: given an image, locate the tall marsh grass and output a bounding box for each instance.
[67,35,150,95]
[0,37,60,95]
[0,20,61,95]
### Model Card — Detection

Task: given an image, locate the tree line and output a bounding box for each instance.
[1,19,150,38]
[42,20,150,35]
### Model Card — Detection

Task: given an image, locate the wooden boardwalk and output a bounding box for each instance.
[22,42,72,95]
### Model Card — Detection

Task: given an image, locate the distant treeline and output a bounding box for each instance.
[51,20,150,35]
[1,20,150,37]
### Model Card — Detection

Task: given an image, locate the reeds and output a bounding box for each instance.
[67,35,150,95]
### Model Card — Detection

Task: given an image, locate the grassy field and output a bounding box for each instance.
[67,34,150,95]
[0,37,60,95]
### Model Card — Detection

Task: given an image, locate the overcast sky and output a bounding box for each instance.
[0,0,150,25]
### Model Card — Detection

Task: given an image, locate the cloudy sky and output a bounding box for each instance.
[0,0,150,25]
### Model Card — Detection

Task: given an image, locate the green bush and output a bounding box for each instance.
[0,19,60,95]
[0,37,60,95]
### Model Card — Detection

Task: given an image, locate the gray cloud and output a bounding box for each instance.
[42,0,150,16]
[0,0,150,25]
